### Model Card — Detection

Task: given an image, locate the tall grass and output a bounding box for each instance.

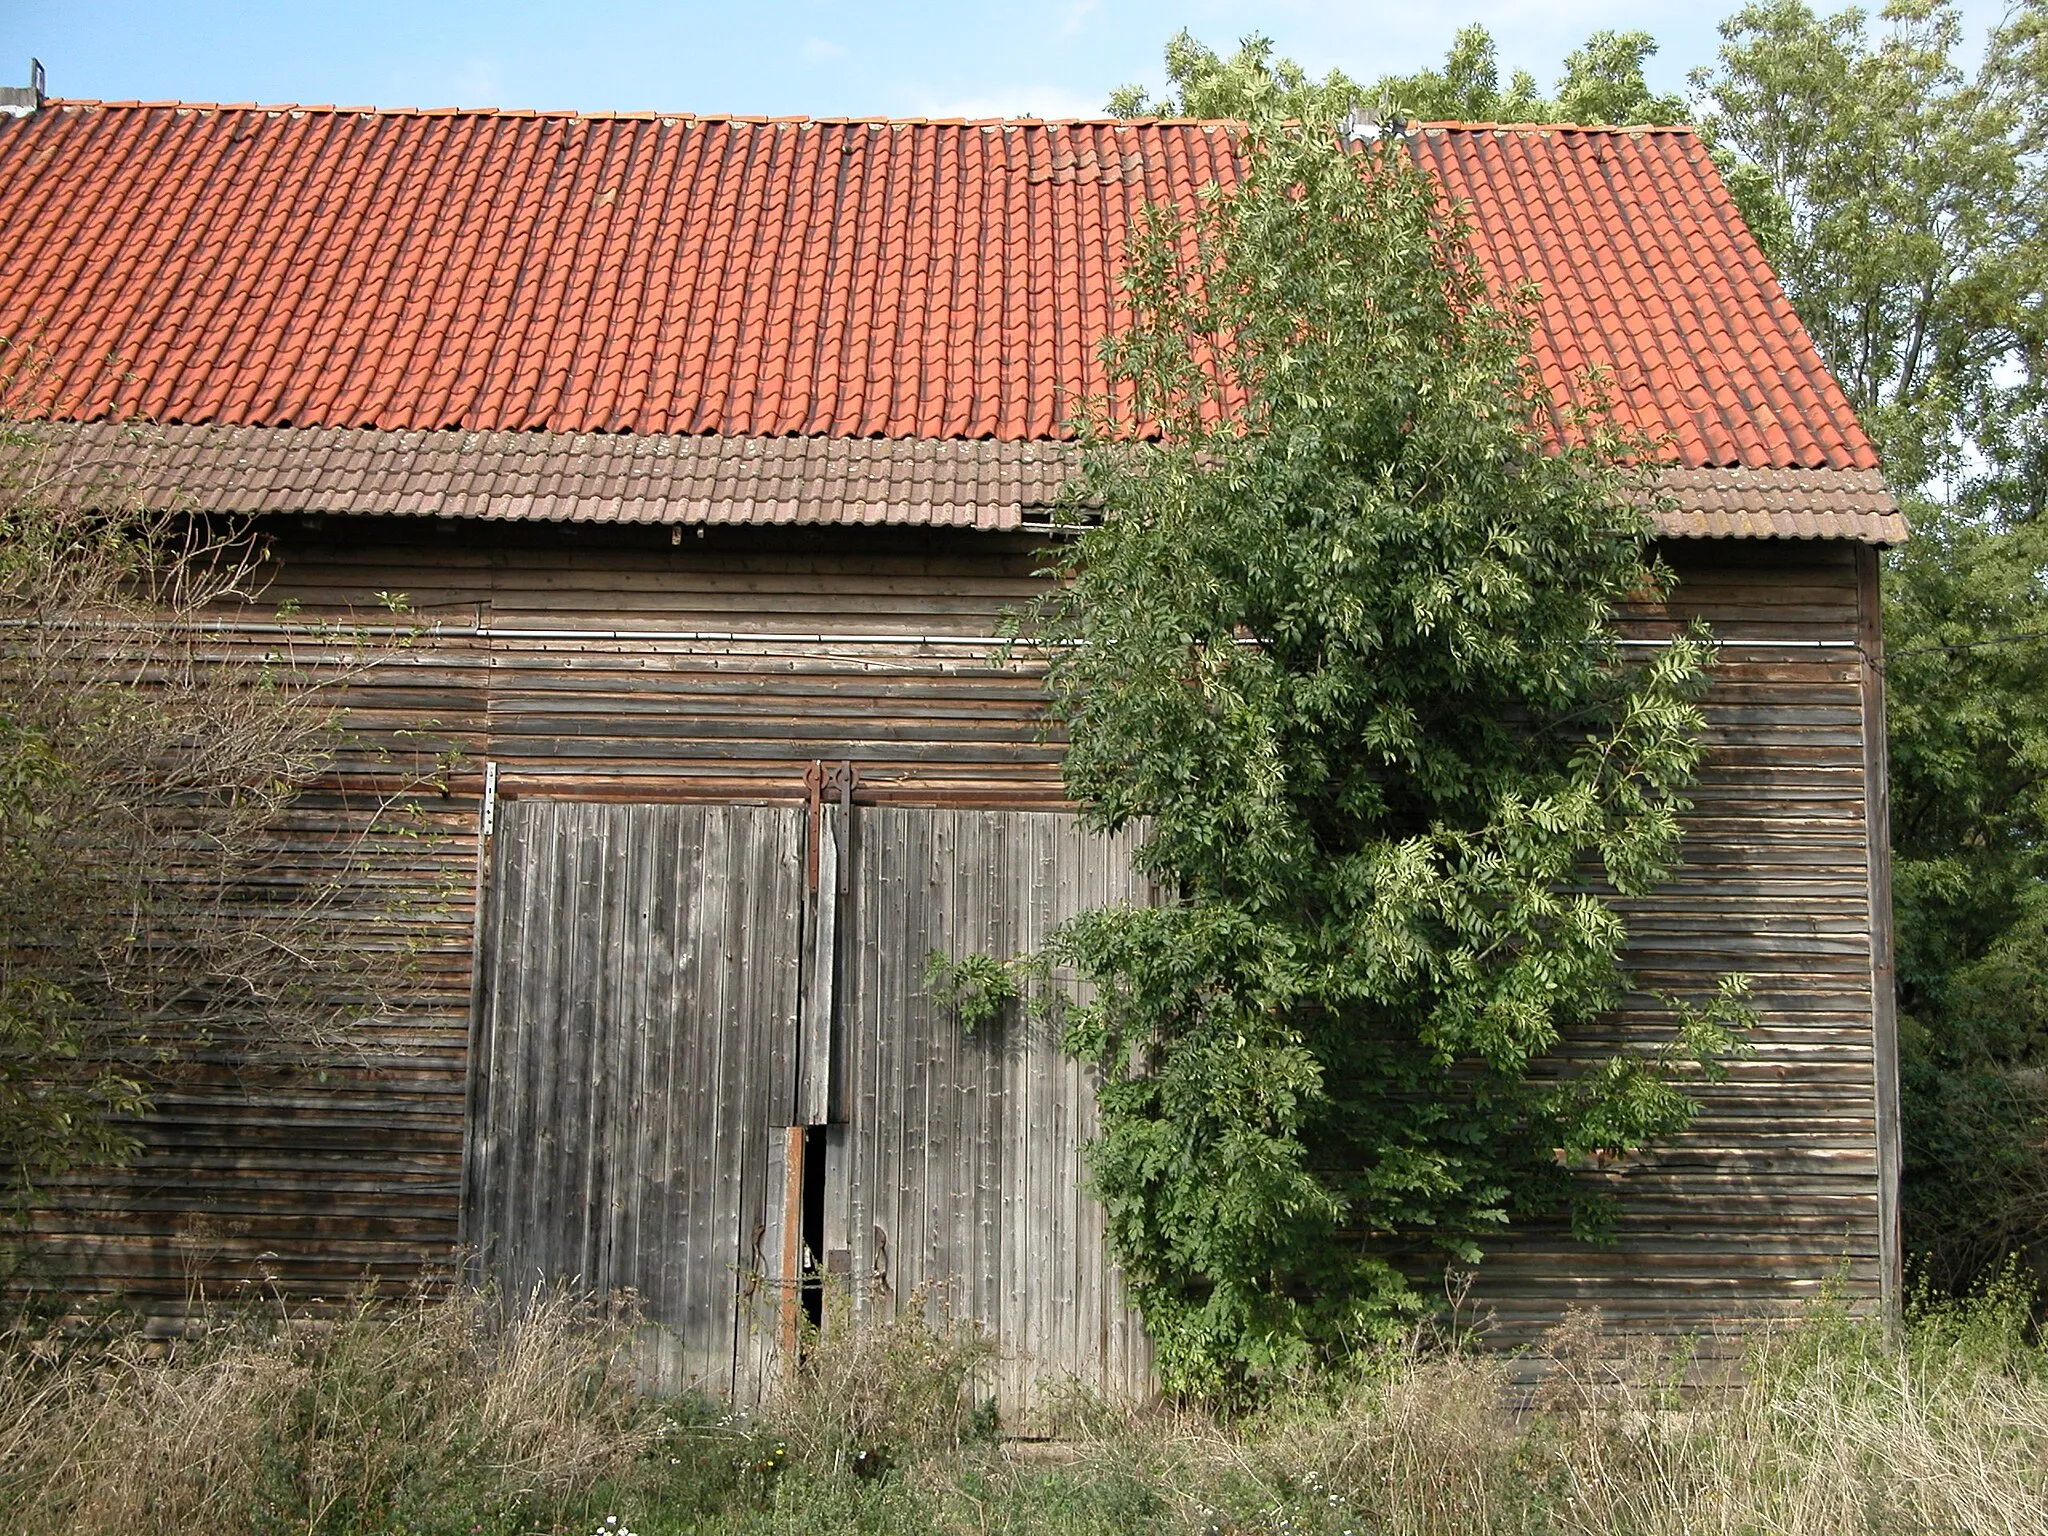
[1130,1279,2048,1536]
[3,1277,2046,1535]
[0,1288,662,1534]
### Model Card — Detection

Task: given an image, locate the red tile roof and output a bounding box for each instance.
[0,103,1875,471]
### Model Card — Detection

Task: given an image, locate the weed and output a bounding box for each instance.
[5,1284,2048,1534]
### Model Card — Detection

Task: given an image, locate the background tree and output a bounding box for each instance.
[1105,25,1684,130]
[1693,0,2045,489]
[1113,0,2048,1301]
[0,414,438,1202]
[1696,0,2048,1292]
[1020,110,1746,1400]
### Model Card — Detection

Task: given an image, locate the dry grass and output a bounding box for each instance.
[1089,1283,2048,1536]
[771,1290,1000,1477]
[3,1280,2046,1535]
[0,1287,661,1535]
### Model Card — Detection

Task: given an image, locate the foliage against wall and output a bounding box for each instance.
[0,410,445,1203]
[1001,114,1748,1399]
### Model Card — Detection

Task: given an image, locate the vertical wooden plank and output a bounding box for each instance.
[1859,545,1903,1326]
[644,805,688,1394]
[781,1124,807,1359]
[733,805,807,1404]
[1022,815,1058,1414]
[770,807,808,1382]
[684,802,735,1396]
[968,811,1002,1350]
[546,800,594,1289]
[921,808,957,1326]
[821,1121,850,1336]
[919,808,952,1321]
[736,806,774,1403]
[861,803,901,1321]
[590,804,633,1297]
[797,805,839,1126]
[464,797,516,1283]
[872,805,920,1320]
[512,800,566,1298]
[728,805,766,1401]
[742,1126,786,1407]
[762,805,802,1133]
[1005,812,1043,1416]
[609,804,657,1304]
[681,804,726,1392]
[842,811,874,1321]
[699,805,744,1395]
[1038,814,1073,1408]
[510,800,556,1300]
[456,767,497,1267]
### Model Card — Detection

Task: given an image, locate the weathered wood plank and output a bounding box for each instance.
[841,806,1155,1426]
[465,800,805,1399]
[797,806,839,1127]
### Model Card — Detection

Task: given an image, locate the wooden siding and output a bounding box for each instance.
[1470,540,1883,1351]
[13,520,1887,1378]
[9,785,478,1308]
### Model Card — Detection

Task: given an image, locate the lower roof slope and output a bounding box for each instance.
[45,422,1904,543]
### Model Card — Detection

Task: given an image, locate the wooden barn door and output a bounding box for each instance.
[830,807,1156,1424]
[464,799,806,1402]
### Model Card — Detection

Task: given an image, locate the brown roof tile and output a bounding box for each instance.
[35,423,1905,542]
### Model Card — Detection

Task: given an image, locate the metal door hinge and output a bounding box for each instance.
[480,760,498,837]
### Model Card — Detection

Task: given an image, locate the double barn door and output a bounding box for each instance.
[462,798,1152,1416]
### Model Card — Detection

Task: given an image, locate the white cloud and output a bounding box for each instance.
[912,83,1105,120]
[800,37,846,65]
[443,56,505,108]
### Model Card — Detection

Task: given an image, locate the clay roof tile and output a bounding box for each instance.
[0,103,1879,473]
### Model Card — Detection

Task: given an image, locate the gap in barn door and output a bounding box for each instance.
[802,1123,828,1335]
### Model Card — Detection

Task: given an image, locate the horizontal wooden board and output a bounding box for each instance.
[16,527,1886,1377]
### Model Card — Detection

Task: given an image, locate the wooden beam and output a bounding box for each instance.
[1857,544,1903,1328]
[781,1124,807,1363]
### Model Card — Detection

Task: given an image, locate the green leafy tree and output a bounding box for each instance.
[1105,31,1365,122]
[1378,26,1687,127]
[1022,111,1747,1399]
[1696,0,2048,1291]
[1106,25,1684,129]
[1884,508,2048,1287]
[1693,0,2045,490]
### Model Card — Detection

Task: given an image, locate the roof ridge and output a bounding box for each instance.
[43,98,1242,127]
[40,99,1693,135]
[1416,119,1697,135]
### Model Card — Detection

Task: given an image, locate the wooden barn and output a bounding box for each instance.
[0,95,1906,1412]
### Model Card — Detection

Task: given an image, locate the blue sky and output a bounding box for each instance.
[0,2,2018,119]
